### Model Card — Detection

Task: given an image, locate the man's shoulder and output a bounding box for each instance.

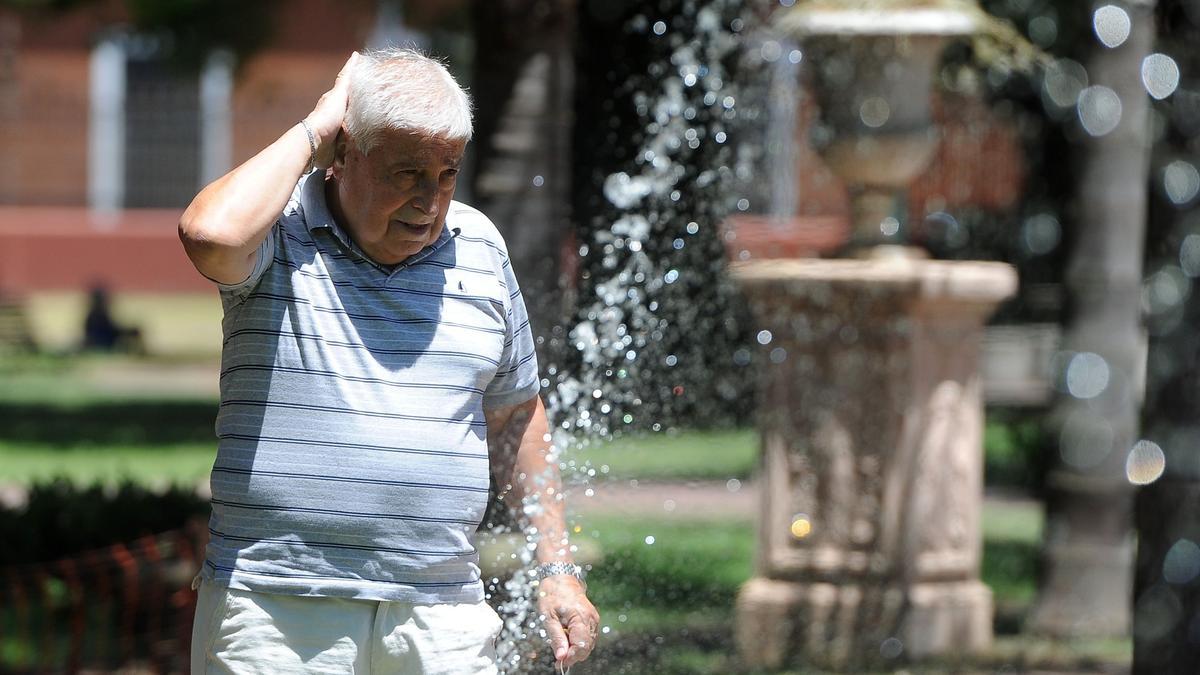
[448,201,509,255]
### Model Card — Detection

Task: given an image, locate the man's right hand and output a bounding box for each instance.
[305,52,358,169]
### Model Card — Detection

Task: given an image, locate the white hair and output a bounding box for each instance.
[345,46,473,154]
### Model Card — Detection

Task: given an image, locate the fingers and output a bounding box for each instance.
[543,611,571,664]
[332,51,358,94]
[564,611,596,667]
[306,52,358,167]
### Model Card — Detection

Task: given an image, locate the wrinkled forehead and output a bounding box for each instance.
[365,127,467,166]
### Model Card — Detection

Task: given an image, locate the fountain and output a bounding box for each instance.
[731,2,1017,670]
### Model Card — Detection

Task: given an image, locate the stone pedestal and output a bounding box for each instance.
[731,257,1016,671]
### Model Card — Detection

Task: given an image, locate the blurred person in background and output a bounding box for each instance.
[81,283,143,353]
[178,48,596,673]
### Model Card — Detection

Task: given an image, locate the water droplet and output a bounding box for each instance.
[1164,160,1200,206]
[622,414,633,424]
[756,330,773,345]
[726,478,742,492]
[788,49,803,64]
[1066,352,1110,399]
[652,20,667,36]
[532,175,544,187]
[769,347,787,363]
[1165,539,1200,584]
[859,96,891,128]
[714,131,727,143]
[686,222,699,235]
[663,499,676,512]
[644,535,656,545]
[880,216,900,237]
[665,354,678,367]
[1093,5,1131,48]
[1127,440,1166,485]
[1078,85,1123,136]
[1142,53,1180,100]
[663,269,679,284]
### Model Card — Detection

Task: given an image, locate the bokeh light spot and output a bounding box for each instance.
[790,514,812,539]
[1044,59,1088,109]
[1142,53,1180,100]
[1093,5,1131,48]
[1164,160,1200,206]
[1164,539,1200,585]
[1127,440,1166,486]
[1180,235,1200,277]
[859,96,891,128]
[1078,85,1123,136]
[1066,351,1110,399]
[880,637,904,659]
[1023,213,1061,255]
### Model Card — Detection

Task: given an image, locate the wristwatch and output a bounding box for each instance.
[534,561,586,585]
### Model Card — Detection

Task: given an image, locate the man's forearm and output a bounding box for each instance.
[489,396,574,565]
[178,123,313,284]
[179,53,356,286]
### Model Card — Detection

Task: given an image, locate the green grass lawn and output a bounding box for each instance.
[577,509,1126,675]
[573,429,759,481]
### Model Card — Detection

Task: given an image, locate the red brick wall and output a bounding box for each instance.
[0,51,90,205]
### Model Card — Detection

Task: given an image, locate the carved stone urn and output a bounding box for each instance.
[778,6,979,253]
[732,4,1018,670]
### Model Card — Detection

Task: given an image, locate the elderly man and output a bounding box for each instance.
[179,49,597,673]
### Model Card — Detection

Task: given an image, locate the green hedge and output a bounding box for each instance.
[0,479,209,566]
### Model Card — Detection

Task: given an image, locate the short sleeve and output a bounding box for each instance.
[218,226,277,308]
[482,256,541,410]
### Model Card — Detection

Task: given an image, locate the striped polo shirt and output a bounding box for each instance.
[201,170,541,603]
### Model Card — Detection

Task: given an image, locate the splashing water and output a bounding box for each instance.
[488,2,754,672]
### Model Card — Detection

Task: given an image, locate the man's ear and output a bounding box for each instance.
[331,128,349,173]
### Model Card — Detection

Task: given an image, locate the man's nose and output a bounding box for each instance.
[411,177,438,214]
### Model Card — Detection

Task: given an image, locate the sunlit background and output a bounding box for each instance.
[0,0,1197,673]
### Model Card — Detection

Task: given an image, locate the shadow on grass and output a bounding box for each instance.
[0,401,217,446]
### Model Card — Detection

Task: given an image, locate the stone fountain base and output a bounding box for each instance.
[736,578,991,669]
[730,257,1015,671]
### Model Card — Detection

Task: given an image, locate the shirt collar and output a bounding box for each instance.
[299,170,459,275]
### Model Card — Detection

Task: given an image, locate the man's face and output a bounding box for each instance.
[331,127,466,266]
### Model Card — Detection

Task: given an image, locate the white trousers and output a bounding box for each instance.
[191,579,503,674]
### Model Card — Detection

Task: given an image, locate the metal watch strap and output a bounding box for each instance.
[535,561,585,583]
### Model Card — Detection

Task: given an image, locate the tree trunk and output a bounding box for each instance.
[1030,0,1154,637]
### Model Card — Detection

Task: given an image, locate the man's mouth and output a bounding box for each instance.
[394,220,432,233]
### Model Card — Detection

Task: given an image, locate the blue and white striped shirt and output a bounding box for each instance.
[201,171,541,603]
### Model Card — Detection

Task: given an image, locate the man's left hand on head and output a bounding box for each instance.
[538,575,600,668]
